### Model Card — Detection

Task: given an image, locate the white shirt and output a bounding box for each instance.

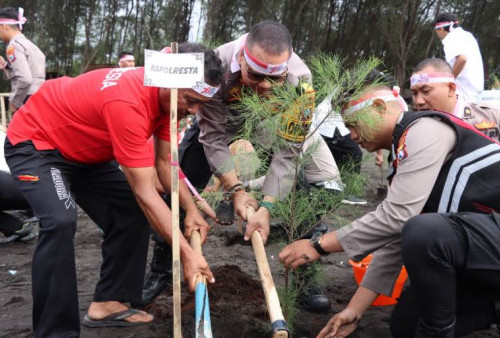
[442,27,484,102]
[311,95,350,138]
[0,131,10,172]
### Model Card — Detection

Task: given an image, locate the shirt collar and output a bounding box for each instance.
[453,94,466,118]
[230,33,248,73]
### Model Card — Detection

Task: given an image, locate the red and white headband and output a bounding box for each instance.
[160,46,219,98]
[342,88,408,116]
[243,44,288,75]
[410,72,455,87]
[435,21,458,30]
[0,7,27,30]
[119,54,135,62]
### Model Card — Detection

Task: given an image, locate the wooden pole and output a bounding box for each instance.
[1,96,6,129]
[169,42,182,338]
[190,231,213,338]
[247,206,289,338]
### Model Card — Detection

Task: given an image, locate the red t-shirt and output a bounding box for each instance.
[7,67,170,167]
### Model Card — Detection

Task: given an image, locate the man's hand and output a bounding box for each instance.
[183,208,211,243]
[279,239,321,270]
[244,206,271,244]
[195,198,217,222]
[233,190,259,220]
[374,149,384,167]
[0,56,6,70]
[9,103,18,113]
[181,249,215,293]
[316,307,361,338]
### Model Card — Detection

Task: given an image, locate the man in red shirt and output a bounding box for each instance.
[4,43,222,337]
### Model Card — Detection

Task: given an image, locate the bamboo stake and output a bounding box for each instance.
[246,206,289,337]
[190,231,213,338]
[169,42,182,338]
[1,96,6,129]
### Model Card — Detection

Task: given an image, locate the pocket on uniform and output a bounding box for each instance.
[4,141,42,184]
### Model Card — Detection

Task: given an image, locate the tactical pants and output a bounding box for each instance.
[391,212,500,337]
[4,139,150,338]
[322,132,363,174]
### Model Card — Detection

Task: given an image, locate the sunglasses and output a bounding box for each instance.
[244,63,288,84]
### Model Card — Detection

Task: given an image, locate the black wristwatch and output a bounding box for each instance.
[310,231,329,256]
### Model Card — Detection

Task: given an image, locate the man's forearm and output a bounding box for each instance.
[134,187,193,256]
[219,170,241,190]
[157,162,198,213]
[346,286,379,318]
[122,165,195,262]
[320,230,345,253]
[453,55,467,78]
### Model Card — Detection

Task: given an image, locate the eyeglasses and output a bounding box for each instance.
[244,62,288,84]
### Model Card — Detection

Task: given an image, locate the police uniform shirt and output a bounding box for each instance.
[459,103,500,142]
[197,35,316,199]
[3,33,45,108]
[336,115,457,296]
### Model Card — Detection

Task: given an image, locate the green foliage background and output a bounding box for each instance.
[0,0,499,90]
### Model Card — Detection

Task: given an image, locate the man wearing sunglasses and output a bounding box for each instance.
[159,21,341,313]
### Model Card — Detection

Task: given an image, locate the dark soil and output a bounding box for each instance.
[0,153,498,337]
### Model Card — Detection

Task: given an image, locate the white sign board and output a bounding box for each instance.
[143,49,204,88]
[477,90,500,107]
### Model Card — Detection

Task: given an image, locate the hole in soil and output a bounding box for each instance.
[146,264,276,337]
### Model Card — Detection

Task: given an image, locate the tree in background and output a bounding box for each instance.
[0,0,499,91]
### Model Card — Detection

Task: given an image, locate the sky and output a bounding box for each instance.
[188,0,206,42]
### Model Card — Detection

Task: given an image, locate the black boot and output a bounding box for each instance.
[142,240,172,305]
[415,319,455,338]
[299,220,329,240]
[0,215,38,244]
[295,264,331,313]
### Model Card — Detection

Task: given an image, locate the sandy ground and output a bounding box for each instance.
[0,156,498,337]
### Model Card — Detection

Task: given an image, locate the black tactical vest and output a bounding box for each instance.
[388,111,500,214]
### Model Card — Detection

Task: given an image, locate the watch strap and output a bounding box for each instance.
[312,234,329,256]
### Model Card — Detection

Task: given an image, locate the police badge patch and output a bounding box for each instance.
[395,129,409,166]
[6,45,16,63]
[474,120,497,130]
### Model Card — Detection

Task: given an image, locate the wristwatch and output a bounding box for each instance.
[310,231,329,256]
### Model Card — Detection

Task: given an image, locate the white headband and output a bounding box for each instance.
[119,55,135,62]
[343,87,408,116]
[192,81,219,98]
[243,45,288,75]
[160,46,219,98]
[410,72,455,87]
[435,21,458,31]
[0,7,27,30]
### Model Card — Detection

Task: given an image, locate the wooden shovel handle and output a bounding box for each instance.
[190,231,206,285]
[246,206,288,337]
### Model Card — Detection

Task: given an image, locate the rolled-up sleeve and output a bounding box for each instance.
[336,117,456,294]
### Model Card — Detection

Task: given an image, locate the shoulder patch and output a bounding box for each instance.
[227,84,242,102]
[463,107,472,118]
[6,45,16,63]
[395,129,409,165]
[474,120,497,130]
